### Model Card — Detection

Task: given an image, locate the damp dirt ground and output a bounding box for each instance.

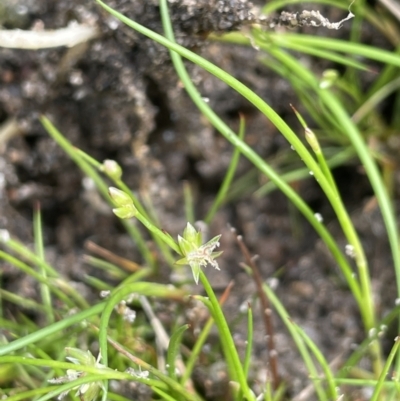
[0,1,399,400]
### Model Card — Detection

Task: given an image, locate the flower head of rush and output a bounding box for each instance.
[176,223,223,284]
[48,347,105,401]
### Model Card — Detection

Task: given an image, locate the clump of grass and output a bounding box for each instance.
[1,0,400,400]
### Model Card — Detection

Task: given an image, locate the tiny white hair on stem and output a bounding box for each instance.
[0,23,100,49]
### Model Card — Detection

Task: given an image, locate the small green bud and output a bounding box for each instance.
[109,187,131,206]
[305,127,321,154]
[182,222,202,247]
[109,187,138,219]
[101,159,122,180]
[320,69,339,89]
[113,204,137,219]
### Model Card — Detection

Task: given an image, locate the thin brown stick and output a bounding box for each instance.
[84,240,141,272]
[219,280,235,305]
[232,228,280,390]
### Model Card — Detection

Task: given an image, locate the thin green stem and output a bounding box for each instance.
[0,250,76,309]
[33,203,54,324]
[0,302,105,356]
[371,336,400,401]
[135,212,181,254]
[180,313,214,386]
[199,270,254,400]
[263,283,328,401]
[205,115,245,224]
[243,304,253,380]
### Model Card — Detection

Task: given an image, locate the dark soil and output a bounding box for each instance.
[0,1,398,400]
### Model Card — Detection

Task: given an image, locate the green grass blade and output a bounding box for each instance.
[262,283,328,401]
[83,255,128,280]
[0,302,105,356]
[371,336,400,401]
[33,203,54,324]
[180,310,215,386]
[183,181,196,224]
[353,76,400,124]
[198,270,253,400]
[267,34,400,68]
[167,324,189,381]
[243,303,253,380]
[0,289,47,313]
[0,250,76,309]
[205,115,245,224]
[255,147,355,197]
[290,321,338,400]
